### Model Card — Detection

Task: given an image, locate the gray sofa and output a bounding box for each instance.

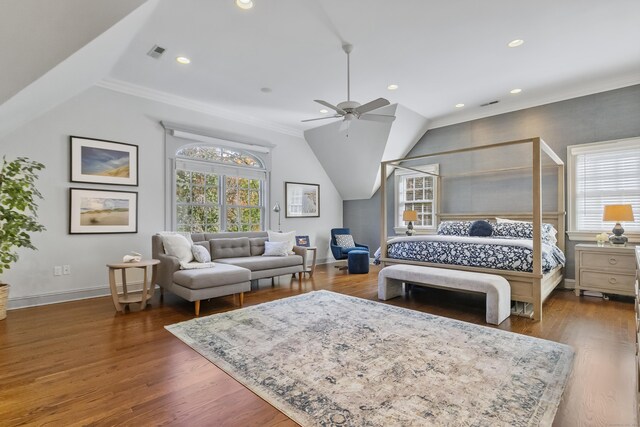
[152,231,307,315]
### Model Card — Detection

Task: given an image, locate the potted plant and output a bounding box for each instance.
[0,157,45,320]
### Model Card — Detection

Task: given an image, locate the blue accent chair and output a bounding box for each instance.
[330,228,369,266]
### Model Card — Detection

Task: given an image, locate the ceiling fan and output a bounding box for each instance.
[302,43,396,127]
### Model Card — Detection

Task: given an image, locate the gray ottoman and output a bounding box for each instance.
[171,263,251,315]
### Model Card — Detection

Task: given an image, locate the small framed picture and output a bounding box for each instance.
[69,188,138,234]
[295,235,310,247]
[70,136,138,186]
[285,182,320,218]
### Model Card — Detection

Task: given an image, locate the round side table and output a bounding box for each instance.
[106,259,160,312]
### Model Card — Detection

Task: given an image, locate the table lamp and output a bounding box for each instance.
[603,204,634,246]
[403,210,418,236]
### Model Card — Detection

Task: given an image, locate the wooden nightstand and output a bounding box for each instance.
[574,244,636,297]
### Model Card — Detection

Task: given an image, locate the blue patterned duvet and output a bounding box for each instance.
[375,235,565,273]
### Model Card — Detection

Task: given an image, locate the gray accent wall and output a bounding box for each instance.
[344,84,640,279]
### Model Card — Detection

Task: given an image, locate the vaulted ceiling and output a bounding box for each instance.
[1,0,639,198]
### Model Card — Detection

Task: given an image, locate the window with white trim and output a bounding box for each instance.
[174,144,267,232]
[395,164,438,232]
[568,137,640,238]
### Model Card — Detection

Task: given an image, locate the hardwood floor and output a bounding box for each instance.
[1,264,637,426]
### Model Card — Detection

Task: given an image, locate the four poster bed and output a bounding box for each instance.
[378,137,566,321]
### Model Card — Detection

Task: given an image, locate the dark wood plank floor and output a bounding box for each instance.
[0,264,636,426]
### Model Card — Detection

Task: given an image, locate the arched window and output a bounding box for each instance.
[173,143,268,233]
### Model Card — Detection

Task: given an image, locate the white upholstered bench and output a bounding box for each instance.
[378,265,511,325]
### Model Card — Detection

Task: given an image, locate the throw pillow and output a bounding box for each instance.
[267,230,296,253]
[192,245,212,263]
[335,234,356,248]
[263,241,289,257]
[159,233,194,264]
[437,221,472,236]
[469,220,493,237]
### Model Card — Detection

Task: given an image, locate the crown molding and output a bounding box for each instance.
[428,73,640,129]
[96,78,303,138]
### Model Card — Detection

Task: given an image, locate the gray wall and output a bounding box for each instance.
[344,84,640,279]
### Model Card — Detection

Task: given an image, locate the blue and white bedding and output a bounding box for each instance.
[374,235,565,273]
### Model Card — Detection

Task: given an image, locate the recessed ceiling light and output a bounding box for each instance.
[236,0,254,9]
[176,56,191,65]
[320,109,329,114]
[455,103,465,108]
[387,84,399,91]
[510,88,522,94]
[507,39,524,48]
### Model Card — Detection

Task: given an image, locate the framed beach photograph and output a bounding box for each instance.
[70,136,138,186]
[285,182,320,218]
[69,188,138,234]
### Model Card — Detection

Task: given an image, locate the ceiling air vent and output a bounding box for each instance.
[147,45,166,59]
[480,100,500,107]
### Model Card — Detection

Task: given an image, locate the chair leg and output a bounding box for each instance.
[239,292,244,306]
[194,300,200,316]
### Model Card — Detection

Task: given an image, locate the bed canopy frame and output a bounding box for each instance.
[379,137,565,321]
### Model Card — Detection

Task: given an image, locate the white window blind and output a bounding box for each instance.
[573,141,640,232]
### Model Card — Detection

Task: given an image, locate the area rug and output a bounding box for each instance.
[166,290,573,426]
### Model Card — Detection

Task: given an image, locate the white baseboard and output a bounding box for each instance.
[561,278,575,290]
[8,281,146,310]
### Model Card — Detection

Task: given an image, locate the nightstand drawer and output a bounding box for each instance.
[581,252,636,272]
[580,270,636,293]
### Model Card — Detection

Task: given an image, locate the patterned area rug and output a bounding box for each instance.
[166,291,573,426]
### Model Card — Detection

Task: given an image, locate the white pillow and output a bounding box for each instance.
[496,217,524,223]
[192,245,211,263]
[267,230,296,253]
[159,232,194,264]
[263,241,289,257]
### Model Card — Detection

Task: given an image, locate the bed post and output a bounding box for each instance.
[557,163,566,254]
[532,138,543,321]
[380,161,388,263]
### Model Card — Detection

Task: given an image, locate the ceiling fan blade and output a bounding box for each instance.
[301,115,342,123]
[354,97,390,114]
[359,113,396,123]
[314,100,346,114]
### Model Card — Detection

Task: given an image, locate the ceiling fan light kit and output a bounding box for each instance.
[302,43,396,126]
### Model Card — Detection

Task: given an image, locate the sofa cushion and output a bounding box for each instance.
[249,237,267,256]
[192,245,212,263]
[267,230,296,253]
[210,237,251,260]
[263,241,289,257]
[173,263,250,290]
[217,255,303,271]
[159,233,194,264]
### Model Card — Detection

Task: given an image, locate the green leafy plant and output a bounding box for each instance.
[0,157,45,277]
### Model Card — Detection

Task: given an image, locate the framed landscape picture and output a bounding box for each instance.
[285,182,320,218]
[69,188,138,234]
[295,235,310,247]
[70,136,138,186]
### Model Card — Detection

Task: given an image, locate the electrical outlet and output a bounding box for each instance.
[63,265,71,275]
[53,266,62,276]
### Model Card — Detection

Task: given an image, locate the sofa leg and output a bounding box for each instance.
[298,272,302,285]
[194,300,200,316]
[239,292,244,307]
